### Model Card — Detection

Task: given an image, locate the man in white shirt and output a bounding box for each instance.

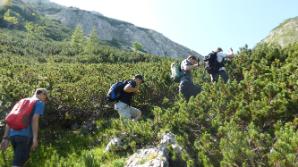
[210,47,234,83]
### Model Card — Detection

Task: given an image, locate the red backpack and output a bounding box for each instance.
[5,98,38,130]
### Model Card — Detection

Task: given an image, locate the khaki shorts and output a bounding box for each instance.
[114,101,142,120]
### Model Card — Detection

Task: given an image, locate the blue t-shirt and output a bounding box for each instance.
[119,80,137,105]
[9,100,45,138]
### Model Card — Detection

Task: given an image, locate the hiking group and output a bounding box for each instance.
[0,47,233,167]
[173,47,234,100]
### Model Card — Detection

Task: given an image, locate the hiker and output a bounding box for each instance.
[205,47,234,83]
[113,74,144,121]
[179,55,201,100]
[0,88,48,167]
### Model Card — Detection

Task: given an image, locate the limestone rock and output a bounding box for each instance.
[126,148,168,167]
[21,0,202,58]
[125,133,183,167]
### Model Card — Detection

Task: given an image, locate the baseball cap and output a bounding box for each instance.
[35,88,50,101]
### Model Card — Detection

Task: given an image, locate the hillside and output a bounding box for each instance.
[1,24,298,166]
[0,2,298,166]
[0,0,71,41]
[263,16,298,47]
[21,0,201,58]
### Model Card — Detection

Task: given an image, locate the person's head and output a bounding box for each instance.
[214,47,223,52]
[187,55,198,65]
[133,74,145,85]
[34,88,49,102]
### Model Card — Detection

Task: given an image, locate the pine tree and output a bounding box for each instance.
[85,27,100,55]
[132,41,143,52]
[3,9,18,26]
[70,25,85,55]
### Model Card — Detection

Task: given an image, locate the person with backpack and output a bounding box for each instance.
[0,88,48,167]
[179,55,201,100]
[204,47,234,83]
[107,74,144,121]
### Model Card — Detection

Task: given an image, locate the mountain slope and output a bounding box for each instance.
[262,16,298,47]
[0,0,71,41]
[21,0,201,58]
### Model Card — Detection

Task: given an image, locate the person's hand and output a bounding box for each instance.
[228,48,234,54]
[227,48,234,57]
[31,138,38,151]
[135,89,141,94]
[0,139,9,151]
[193,63,199,68]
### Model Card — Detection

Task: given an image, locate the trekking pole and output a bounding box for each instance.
[1,151,8,167]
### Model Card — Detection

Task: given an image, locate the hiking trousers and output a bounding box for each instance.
[114,101,142,120]
[179,78,201,101]
[11,136,33,166]
[210,70,229,83]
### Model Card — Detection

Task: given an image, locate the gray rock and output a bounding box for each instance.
[22,0,50,3]
[125,132,182,167]
[159,132,182,154]
[22,0,202,58]
[126,147,168,167]
[105,137,123,152]
[105,132,129,152]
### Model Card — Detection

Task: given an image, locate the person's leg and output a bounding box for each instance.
[210,73,219,83]
[22,138,33,167]
[192,84,201,96]
[179,80,192,100]
[128,106,142,121]
[114,102,132,119]
[219,70,229,83]
[11,136,32,167]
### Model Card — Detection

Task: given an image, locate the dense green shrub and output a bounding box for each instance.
[1,24,298,166]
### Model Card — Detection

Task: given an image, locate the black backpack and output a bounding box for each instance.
[106,81,128,102]
[204,52,222,74]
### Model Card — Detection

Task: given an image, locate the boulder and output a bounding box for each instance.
[125,132,183,167]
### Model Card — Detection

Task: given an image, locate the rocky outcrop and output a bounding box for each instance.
[262,16,298,47]
[105,136,124,152]
[22,0,50,3]
[125,133,183,167]
[21,0,201,58]
[126,148,168,167]
[104,132,183,167]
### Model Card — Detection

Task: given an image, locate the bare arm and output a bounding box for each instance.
[226,54,234,59]
[31,114,40,150]
[2,125,9,139]
[0,125,10,150]
[183,63,199,71]
[123,84,139,93]
[226,48,234,59]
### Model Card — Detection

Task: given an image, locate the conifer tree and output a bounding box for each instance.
[132,41,143,52]
[85,27,100,55]
[70,25,85,54]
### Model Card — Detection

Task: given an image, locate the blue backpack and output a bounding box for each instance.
[170,62,184,82]
[106,81,127,102]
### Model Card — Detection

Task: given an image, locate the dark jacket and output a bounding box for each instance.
[118,80,137,105]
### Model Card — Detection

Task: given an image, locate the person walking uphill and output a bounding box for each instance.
[179,55,201,101]
[204,47,234,83]
[107,74,144,121]
[1,88,48,167]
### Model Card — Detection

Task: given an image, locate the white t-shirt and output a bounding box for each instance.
[216,51,227,71]
[181,59,192,72]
